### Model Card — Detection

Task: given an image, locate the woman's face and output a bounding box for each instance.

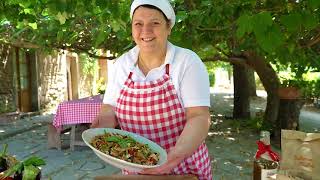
[132,6,171,54]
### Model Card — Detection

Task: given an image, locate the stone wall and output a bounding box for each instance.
[0,46,16,113]
[0,48,102,114]
[37,52,67,113]
[37,51,99,113]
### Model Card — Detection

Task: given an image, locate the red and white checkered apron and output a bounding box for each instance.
[115,64,212,180]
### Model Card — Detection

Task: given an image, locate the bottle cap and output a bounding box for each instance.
[260,131,270,145]
[260,131,270,137]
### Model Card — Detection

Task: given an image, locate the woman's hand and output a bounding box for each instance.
[90,104,118,128]
[139,151,184,175]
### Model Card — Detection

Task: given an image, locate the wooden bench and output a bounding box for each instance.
[0,112,20,124]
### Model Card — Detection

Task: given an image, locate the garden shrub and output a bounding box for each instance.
[208,71,215,87]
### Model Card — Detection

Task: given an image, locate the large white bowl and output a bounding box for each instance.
[82,128,167,172]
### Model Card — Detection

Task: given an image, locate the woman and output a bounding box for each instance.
[91,0,213,179]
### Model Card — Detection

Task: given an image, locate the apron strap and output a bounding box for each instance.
[165,64,170,75]
[128,72,133,79]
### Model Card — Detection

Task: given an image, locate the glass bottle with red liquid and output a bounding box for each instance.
[253,131,280,180]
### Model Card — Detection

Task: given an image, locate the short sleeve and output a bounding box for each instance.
[102,47,138,106]
[103,61,118,106]
[179,56,210,107]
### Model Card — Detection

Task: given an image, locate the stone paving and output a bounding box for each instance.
[0,115,120,180]
[0,91,319,180]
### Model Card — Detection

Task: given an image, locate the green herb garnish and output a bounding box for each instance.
[106,135,136,148]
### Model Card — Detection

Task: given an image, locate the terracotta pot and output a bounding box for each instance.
[278,87,301,99]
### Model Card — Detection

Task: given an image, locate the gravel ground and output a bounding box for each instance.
[208,88,319,180]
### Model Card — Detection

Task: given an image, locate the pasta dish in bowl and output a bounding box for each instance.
[82,128,167,172]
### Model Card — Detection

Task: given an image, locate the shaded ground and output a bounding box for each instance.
[208,90,267,180]
[0,89,319,180]
[300,104,320,133]
[208,88,319,179]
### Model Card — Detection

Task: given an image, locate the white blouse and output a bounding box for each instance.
[103,41,210,108]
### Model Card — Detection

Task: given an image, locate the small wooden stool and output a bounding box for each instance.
[47,123,89,151]
[0,112,20,124]
[47,124,72,150]
[47,124,62,150]
[70,124,89,151]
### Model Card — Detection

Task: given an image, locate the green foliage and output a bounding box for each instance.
[301,79,320,100]
[0,0,132,56]
[204,63,213,87]
[255,75,264,90]
[243,113,273,132]
[0,104,15,114]
[208,72,215,87]
[0,144,8,158]
[79,53,97,76]
[314,79,320,98]
[237,11,291,54]
[229,112,273,132]
[0,0,319,89]
[4,156,45,179]
[278,71,320,100]
[96,77,106,94]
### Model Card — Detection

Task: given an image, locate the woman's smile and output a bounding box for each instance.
[142,37,155,42]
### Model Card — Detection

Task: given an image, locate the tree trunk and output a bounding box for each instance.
[247,68,257,97]
[206,51,301,145]
[233,64,250,119]
[227,67,232,85]
[244,51,281,143]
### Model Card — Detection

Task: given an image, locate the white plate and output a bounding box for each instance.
[82,128,167,172]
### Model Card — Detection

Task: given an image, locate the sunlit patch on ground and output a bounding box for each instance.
[236,165,243,170]
[223,95,234,99]
[226,137,235,141]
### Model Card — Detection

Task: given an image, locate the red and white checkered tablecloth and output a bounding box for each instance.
[53,95,103,130]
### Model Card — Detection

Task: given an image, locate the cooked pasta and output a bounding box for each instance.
[90,131,159,165]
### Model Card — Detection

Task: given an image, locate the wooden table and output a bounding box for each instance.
[94,175,198,180]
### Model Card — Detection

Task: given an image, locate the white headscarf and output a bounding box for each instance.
[130,0,176,28]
